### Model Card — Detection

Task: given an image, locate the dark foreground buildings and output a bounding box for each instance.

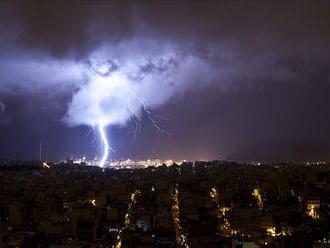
[1,160,330,247]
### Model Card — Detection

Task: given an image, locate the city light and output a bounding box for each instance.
[67,156,185,169]
[172,185,189,248]
[306,201,320,220]
[210,187,237,236]
[90,199,97,206]
[252,188,264,210]
[115,190,140,248]
[42,162,50,169]
[266,227,290,237]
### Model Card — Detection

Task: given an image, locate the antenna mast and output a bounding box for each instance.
[39,141,42,161]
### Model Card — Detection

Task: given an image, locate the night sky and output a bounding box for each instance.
[0,1,330,162]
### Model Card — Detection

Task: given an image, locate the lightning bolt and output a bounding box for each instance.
[142,101,170,136]
[98,123,109,168]
[129,113,142,143]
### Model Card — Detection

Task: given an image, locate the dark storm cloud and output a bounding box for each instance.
[8,1,330,59]
[11,1,134,58]
[2,1,329,83]
[0,1,330,160]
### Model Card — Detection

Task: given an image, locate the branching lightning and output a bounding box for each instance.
[95,103,169,167]
[142,102,170,137]
[129,114,142,143]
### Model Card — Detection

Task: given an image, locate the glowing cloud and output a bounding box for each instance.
[64,40,216,128]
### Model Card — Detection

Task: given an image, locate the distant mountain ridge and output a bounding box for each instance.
[228,140,330,162]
